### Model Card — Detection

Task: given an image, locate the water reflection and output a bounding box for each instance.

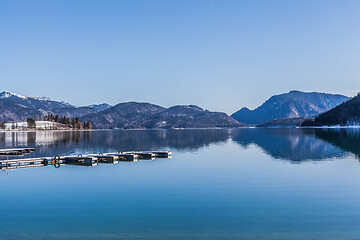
[1,129,360,240]
[231,128,347,162]
[1,128,360,162]
[313,128,360,159]
[0,131,89,147]
[0,129,230,159]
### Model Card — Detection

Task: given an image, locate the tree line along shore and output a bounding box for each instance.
[0,114,92,131]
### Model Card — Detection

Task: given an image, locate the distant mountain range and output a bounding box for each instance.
[301,93,360,126]
[1,90,357,129]
[231,90,350,125]
[80,103,242,129]
[0,91,242,129]
[0,91,111,122]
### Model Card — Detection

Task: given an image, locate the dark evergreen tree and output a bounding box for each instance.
[301,94,360,126]
[71,117,82,129]
[87,121,92,129]
[27,118,36,129]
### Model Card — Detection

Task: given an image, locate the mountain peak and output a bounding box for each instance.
[231,91,350,125]
[0,91,26,99]
[177,105,204,111]
[0,91,52,101]
[239,107,251,111]
[88,103,111,112]
[28,95,51,101]
[289,90,302,94]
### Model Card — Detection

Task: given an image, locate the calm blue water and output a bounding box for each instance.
[0,129,360,240]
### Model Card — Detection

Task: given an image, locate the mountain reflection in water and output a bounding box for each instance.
[0,128,359,162]
[313,128,360,159]
[231,128,346,162]
[0,129,231,160]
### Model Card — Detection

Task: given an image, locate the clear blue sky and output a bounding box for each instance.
[1,0,360,114]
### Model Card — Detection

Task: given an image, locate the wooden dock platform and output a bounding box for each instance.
[0,157,48,170]
[92,155,118,164]
[0,150,172,171]
[123,151,156,160]
[148,151,172,158]
[0,148,35,156]
[108,153,139,162]
[63,156,98,166]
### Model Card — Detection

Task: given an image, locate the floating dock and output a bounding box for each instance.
[92,154,118,164]
[149,151,172,158]
[63,156,98,166]
[0,157,48,170]
[122,151,156,160]
[108,153,139,162]
[0,148,35,156]
[0,149,172,171]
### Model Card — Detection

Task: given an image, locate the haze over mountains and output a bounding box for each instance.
[231,91,350,125]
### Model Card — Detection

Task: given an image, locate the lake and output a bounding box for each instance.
[0,128,360,240]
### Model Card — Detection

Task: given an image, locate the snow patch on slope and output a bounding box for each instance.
[0,91,26,99]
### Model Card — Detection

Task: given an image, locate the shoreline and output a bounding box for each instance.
[299,125,360,129]
[0,129,95,133]
[0,127,251,132]
[0,125,359,132]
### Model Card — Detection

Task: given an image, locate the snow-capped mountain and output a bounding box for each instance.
[0,91,27,99]
[0,91,111,122]
[231,91,350,125]
[0,91,73,110]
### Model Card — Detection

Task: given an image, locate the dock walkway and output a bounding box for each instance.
[0,148,35,155]
[0,148,172,170]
